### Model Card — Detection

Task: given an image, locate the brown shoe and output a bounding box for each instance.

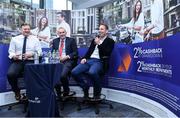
[15,91,21,101]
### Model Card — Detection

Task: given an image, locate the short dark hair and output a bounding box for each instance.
[56,12,66,18]
[21,23,30,28]
[100,23,109,30]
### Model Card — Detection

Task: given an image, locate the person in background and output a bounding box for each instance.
[52,27,78,97]
[56,12,71,37]
[7,23,42,100]
[143,0,164,40]
[71,24,115,99]
[31,16,51,48]
[121,0,144,44]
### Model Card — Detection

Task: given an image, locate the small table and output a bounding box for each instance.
[24,63,63,117]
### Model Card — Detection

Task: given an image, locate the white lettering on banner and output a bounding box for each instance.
[134,47,163,58]
[108,77,180,111]
[28,97,41,103]
[137,61,172,77]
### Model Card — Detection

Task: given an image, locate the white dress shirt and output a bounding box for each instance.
[31,26,51,48]
[150,0,164,34]
[90,36,106,59]
[57,20,71,37]
[8,35,42,60]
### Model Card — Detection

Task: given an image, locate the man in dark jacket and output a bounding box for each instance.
[71,24,115,99]
[52,27,78,97]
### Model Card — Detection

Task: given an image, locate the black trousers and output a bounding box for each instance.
[7,60,33,93]
[55,60,76,95]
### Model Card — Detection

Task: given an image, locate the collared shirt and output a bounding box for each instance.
[151,0,164,34]
[59,38,66,57]
[57,20,71,37]
[90,36,106,59]
[8,35,42,60]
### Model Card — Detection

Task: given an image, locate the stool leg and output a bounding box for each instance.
[60,101,65,111]
[23,101,28,113]
[77,101,81,111]
[95,103,99,114]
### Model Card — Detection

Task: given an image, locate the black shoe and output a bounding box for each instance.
[15,91,21,101]
[63,91,69,97]
[83,87,89,99]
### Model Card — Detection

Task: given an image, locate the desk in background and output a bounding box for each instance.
[24,63,63,117]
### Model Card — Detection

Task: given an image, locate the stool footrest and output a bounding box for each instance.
[78,94,113,114]
[84,94,106,102]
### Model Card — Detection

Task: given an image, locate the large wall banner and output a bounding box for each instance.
[107,33,180,116]
[0,1,180,117]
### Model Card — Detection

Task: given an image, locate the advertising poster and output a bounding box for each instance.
[0,0,180,116]
[0,1,71,92]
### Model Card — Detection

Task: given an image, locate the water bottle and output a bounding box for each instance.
[48,50,52,63]
[34,51,39,64]
[52,50,56,63]
[43,51,49,64]
[55,50,60,63]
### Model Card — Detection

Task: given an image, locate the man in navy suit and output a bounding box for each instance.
[71,24,115,99]
[52,27,78,97]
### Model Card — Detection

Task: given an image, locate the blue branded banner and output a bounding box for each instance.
[1,34,180,116]
[0,44,11,93]
[107,33,180,117]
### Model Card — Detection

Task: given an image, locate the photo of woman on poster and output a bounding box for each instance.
[120,0,144,44]
[31,16,51,48]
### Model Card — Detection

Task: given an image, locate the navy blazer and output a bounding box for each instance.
[52,37,78,64]
[83,36,115,72]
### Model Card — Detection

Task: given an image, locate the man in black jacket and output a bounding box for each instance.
[52,27,78,97]
[71,24,115,99]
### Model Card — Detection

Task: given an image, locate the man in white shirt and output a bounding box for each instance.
[144,0,164,40]
[7,23,42,101]
[56,12,71,37]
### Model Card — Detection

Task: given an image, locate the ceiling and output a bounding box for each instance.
[69,0,89,4]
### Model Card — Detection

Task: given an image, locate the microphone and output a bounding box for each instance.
[94,33,100,45]
[95,32,100,38]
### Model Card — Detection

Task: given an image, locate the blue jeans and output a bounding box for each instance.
[71,58,103,96]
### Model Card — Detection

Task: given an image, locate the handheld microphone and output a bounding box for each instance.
[94,33,100,45]
[95,32,100,38]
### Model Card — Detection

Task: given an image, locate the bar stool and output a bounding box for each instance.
[77,74,113,114]
[78,93,113,114]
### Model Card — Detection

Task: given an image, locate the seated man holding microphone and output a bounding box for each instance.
[7,23,42,100]
[52,27,78,98]
[71,23,115,99]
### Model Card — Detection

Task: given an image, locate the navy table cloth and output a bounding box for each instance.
[24,63,63,117]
